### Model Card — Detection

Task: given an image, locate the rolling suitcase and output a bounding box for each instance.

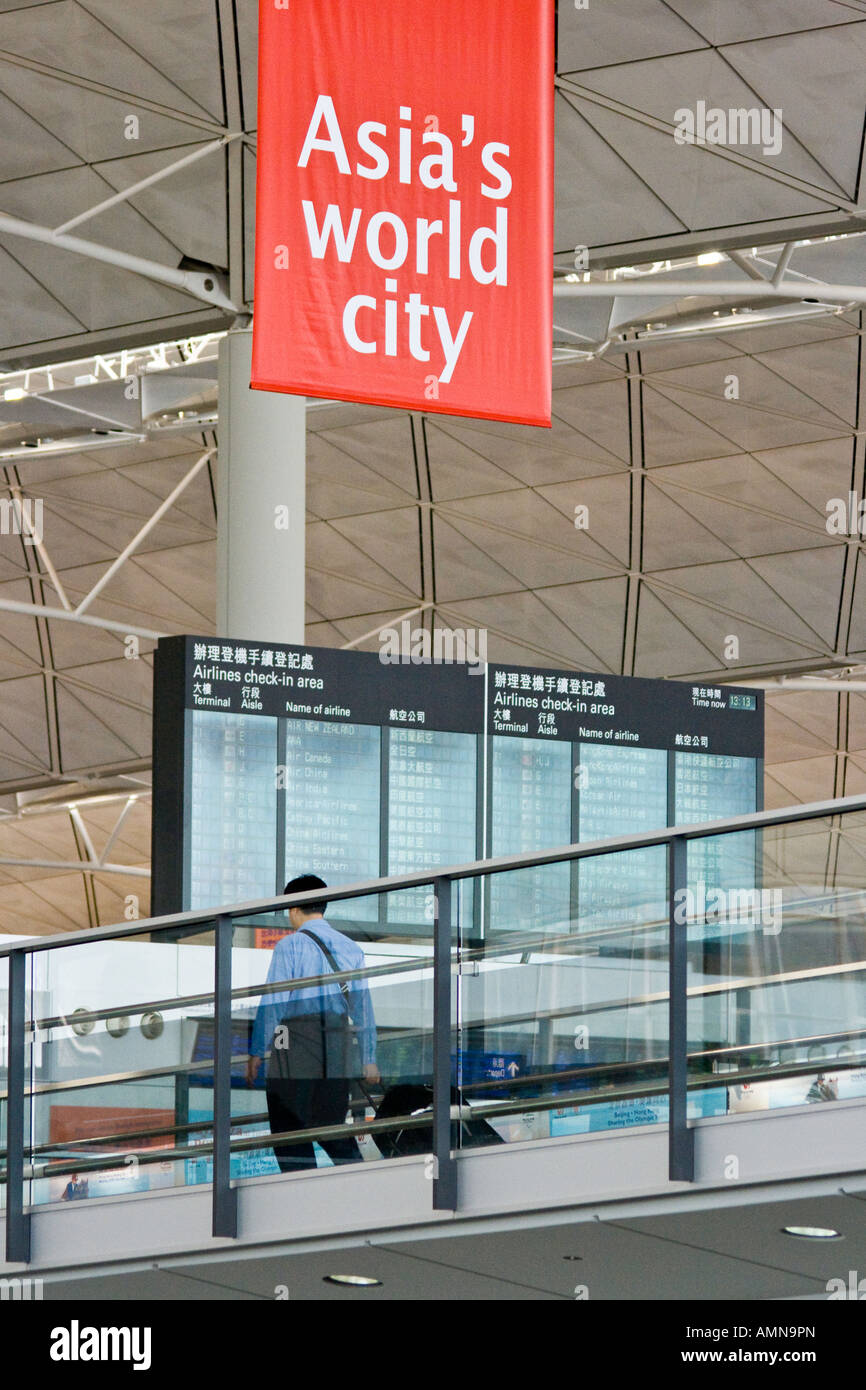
[372,1082,505,1158]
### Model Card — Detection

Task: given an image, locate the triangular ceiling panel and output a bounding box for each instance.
[55,680,142,768]
[554,92,686,252]
[0,65,216,164]
[568,98,831,235]
[425,422,524,503]
[642,388,744,467]
[316,418,419,497]
[575,47,851,197]
[76,0,225,122]
[431,416,625,486]
[432,502,616,590]
[642,573,826,672]
[558,0,704,74]
[0,673,51,774]
[550,380,632,465]
[0,1,212,116]
[765,690,841,760]
[748,547,846,647]
[720,25,866,197]
[750,338,860,426]
[327,511,424,596]
[534,577,630,672]
[432,515,525,603]
[633,583,728,677]
[662,0,851,45]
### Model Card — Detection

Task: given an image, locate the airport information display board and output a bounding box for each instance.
[152,637,764,938]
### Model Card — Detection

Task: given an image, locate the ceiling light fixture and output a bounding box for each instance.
[322,1274,382,1287]
[782,1226,842,1240]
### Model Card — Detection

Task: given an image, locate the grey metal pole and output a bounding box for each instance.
[216,329,306,643]
[6,950,31,1262]
[432,877,458,1210]
[668,836,694,1181]
[212,915,238,1237]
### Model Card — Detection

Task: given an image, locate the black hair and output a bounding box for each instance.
[284,873,328,914]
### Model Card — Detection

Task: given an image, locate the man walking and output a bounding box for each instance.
[246,874,379,1172]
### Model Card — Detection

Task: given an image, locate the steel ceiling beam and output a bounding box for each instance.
[74,448,215,617]
[725,249,768,282]
[772,243,797,285]
[0,762,152,799]
[0,213,239,313]
[54,136,239,236]
[553,279,866,304]
[99,797,139,865]
[5,482,72,611]
[0,856,149,877]
[340,602,434,650]
[0,597,165,641]
[216,0,247,310]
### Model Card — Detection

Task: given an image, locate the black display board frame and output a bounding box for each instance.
[151,636,765,937]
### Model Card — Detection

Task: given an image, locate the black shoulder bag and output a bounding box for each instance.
[299,928,361,1077]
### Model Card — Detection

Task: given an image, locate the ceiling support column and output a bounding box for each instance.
[216,330,306,644]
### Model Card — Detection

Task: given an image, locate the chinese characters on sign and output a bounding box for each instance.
[153,639,764,936]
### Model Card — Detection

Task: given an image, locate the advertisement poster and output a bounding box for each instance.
[253,0,554,424]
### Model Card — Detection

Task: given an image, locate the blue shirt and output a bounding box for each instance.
[250,919,377,1066]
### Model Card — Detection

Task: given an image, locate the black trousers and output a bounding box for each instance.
[265,1012,361,1172]
[265,1077,359,1172]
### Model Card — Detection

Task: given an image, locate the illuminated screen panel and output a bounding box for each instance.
[153,641,764,951]
[489,736,572,932]
[577,744,668,930]
[188,711,277,910]
[387,728,478,926]
[676,752,758,897]
[283,720,381,922]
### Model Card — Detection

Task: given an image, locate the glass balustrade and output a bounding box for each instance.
[1,802,865,1216]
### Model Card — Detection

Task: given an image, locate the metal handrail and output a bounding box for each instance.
[4,1023,864,1166]
[17,891,866,1035]
[2,790,865,959]
[3,789,866,1257]
[5,955,864,1106]
[6,1047,865,1188]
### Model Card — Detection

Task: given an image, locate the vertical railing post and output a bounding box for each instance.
[6,950,31,1263]
[212,914,237,1237]
[432,877,458,1210]
[668,836,694,1182]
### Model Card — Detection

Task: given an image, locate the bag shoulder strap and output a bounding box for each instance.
[299,928,352,1014]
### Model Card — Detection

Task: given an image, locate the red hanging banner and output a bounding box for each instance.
[252,0,554,426]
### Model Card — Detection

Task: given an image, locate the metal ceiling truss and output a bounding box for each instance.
[0,856,149,879]
[0,446,213,642]
[0,212,239,315]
